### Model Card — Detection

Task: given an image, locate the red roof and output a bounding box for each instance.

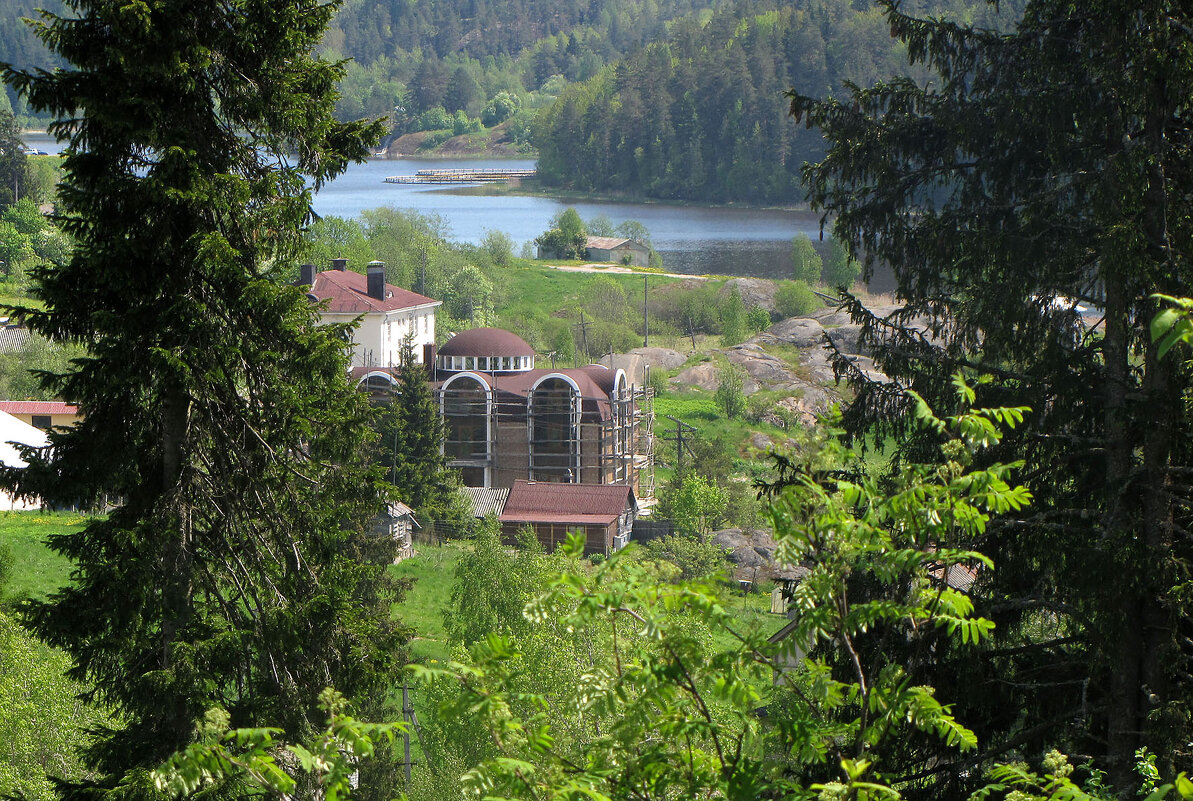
[309,270,439,314]
[440,327,536,357]
[500,480,634,525]
[0,400,78,415]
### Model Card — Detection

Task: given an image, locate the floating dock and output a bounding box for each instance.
[384,168,536,184]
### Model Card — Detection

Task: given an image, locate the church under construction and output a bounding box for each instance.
[424,327,654,496]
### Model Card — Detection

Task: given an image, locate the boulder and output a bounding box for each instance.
[629,346,688,373]
[766,316,826,348]
[720,278,779,316]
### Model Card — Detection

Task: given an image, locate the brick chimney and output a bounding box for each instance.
[367,261,386,300]
[331,258,348,271]
[299,263,315,286]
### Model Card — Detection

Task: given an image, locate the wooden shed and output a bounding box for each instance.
[499,480,637,556]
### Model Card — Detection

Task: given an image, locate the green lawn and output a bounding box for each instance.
[0,510,85,602]
[391,539,467,663]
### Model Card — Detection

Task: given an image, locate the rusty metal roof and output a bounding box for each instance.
[502,480,635,522]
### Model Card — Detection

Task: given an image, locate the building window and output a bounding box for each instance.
[442,377,490,484]
[530,377,578,482]
[30,415,51,430]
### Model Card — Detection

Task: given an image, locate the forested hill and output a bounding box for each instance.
[533,0,1022,204]
[0,0,63,115]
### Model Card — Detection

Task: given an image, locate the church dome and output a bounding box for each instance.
[438,328,536,373]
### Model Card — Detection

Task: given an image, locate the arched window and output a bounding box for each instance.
[529,376,579,482]
[442,375,490,487]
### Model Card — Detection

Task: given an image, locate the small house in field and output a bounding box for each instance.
[499,479,637,556]
[584,237,650,268]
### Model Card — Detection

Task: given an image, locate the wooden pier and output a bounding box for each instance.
[384,168,536,184]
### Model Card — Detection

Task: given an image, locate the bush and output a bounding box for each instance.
[644,534,730,581]
[715,364,746,420]
[775,280,820,318]
[746,304,772,332]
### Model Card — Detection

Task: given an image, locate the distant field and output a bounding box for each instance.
[0,510,84,602]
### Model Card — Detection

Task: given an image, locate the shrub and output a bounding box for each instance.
[775,280,820,318]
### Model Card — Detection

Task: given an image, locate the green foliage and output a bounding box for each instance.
[0,610,112,801]
[376,337,455,518]
[0,110,29,207]
[793,0,1193,785]
[775,280,820,318]
[643,533,730,580]
[0,331,86,401]
[152,688,403,800]
[715,362,747,420]
[823,236,861,288]
[412,388,1025,798]
[720,285,747,346]
[746,303,772,332]
[534,206,588,260]
[657,473,729,537]
[445,522,552,647]
[480,228,514,266]
[2,0,405,790]
[791,234,823,284]
[481,91,520,127]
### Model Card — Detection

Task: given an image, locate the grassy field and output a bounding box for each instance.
[0,510,83,602]
[391,539,466,663]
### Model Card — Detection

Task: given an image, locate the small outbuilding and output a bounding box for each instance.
[499,479,637,556]
[584,236,650,268]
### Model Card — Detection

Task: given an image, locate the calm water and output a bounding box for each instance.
[25,134,892,289]
[310,157,829,280]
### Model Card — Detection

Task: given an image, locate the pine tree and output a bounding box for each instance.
[1,0,401,793]
[791,0,1193,790]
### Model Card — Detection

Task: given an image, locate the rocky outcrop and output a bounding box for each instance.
[721,278,780,316]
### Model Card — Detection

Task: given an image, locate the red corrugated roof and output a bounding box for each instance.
[0,400,78,415]
[502,480,633,519]
[309,270,440,314]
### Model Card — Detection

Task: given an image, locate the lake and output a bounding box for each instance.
[24,133,893,290]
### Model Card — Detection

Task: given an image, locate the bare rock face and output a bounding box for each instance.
[712,528,780,568]
[721,278,780,316]
[630,347,688,372]
[670,362,721,392]
[765,317,826,348]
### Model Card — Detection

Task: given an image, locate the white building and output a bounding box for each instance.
[300,259,441,368]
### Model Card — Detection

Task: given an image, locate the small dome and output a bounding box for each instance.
[440,328,536,358]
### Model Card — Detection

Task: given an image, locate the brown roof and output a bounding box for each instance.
[0,400,78,415]
[436,367,616,421]
[308,269,439,314]
[501,480,635,525]
[440,327,536,358]
[585,236,648,251]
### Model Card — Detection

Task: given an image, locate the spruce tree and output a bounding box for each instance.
[791,0,1193,790]
[376,338,454,516]
[1,0,401,794]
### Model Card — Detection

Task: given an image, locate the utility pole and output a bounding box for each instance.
[661,414,698,477]
[573,311,592,364]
